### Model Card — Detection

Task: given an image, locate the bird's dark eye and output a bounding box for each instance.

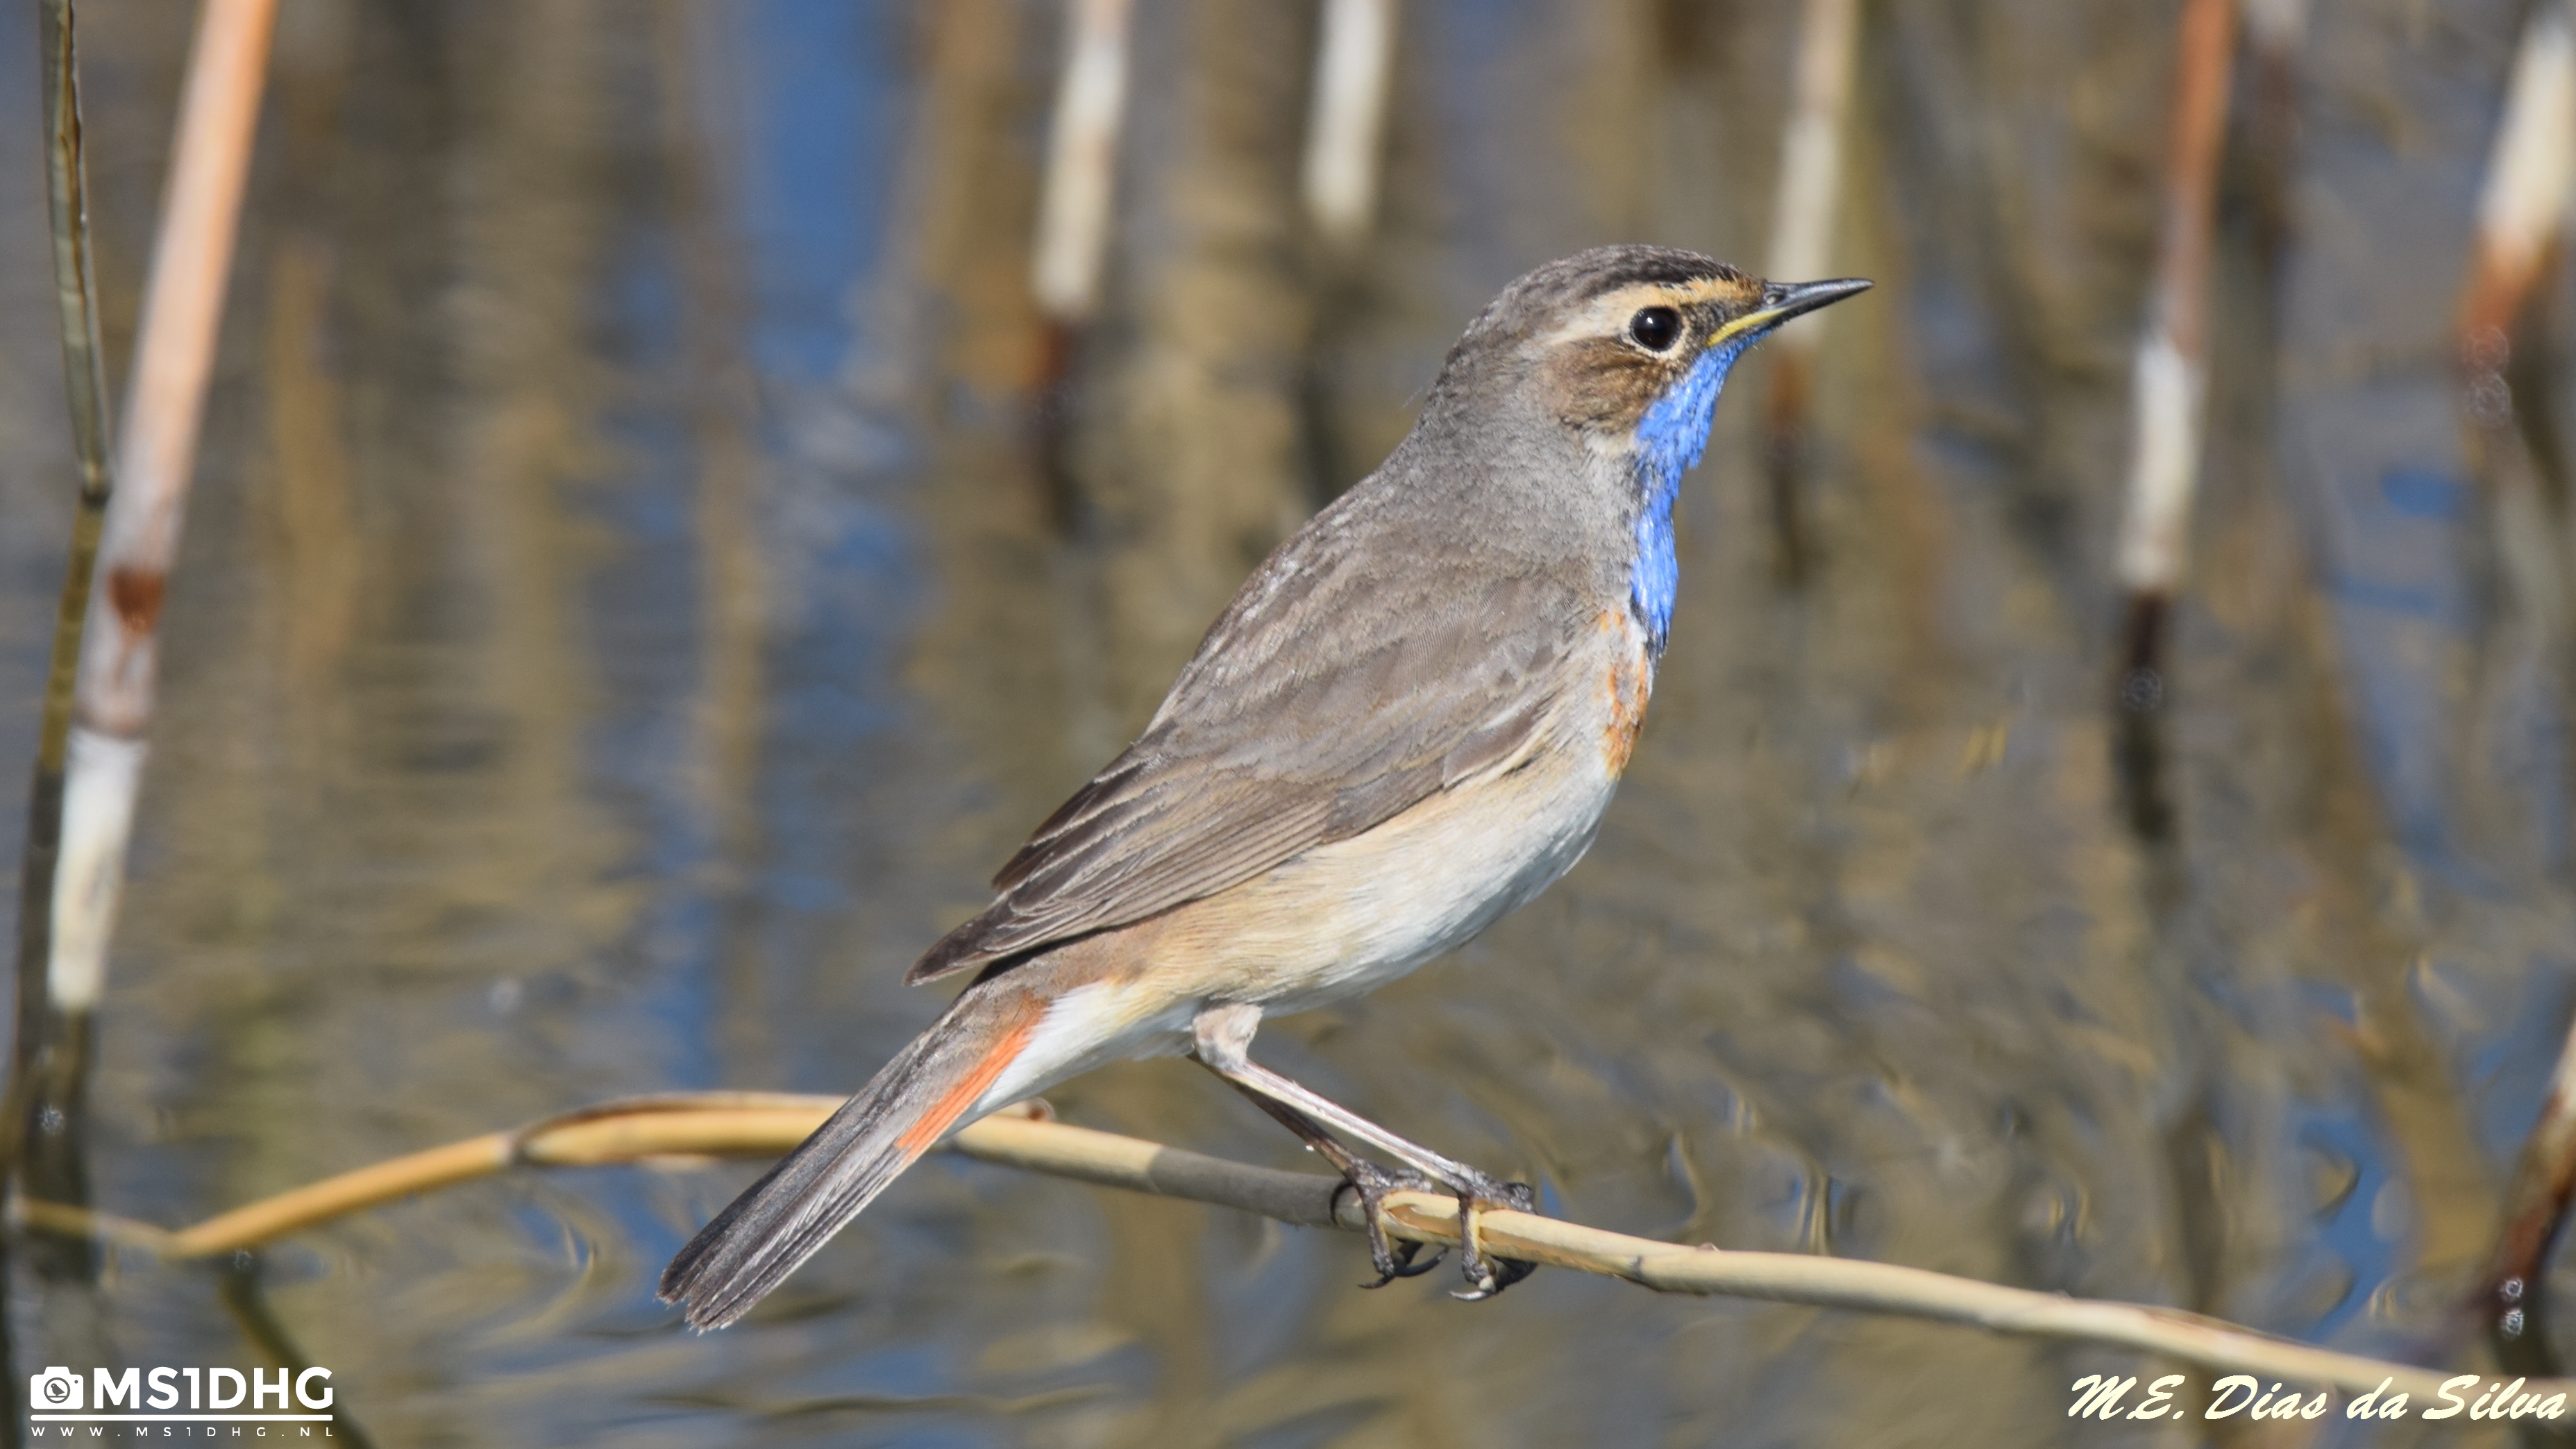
[1628,305,1683,353]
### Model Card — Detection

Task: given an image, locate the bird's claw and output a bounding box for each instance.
[1332,1159,1539,1298]
[1451,1176,1539,1301]
[1334,1160,1449,1287]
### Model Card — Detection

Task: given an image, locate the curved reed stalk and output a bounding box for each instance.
[10,1094,2552,1405]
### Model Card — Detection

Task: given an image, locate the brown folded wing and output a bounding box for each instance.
[907,512,1583,985]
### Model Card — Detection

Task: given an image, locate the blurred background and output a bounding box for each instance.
[0,0,2570,1443]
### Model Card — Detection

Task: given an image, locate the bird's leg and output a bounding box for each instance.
[1209,1073,1444,1284]
[1189,1004,1538,1298]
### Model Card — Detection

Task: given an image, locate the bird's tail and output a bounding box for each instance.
[659,979,1045,1330]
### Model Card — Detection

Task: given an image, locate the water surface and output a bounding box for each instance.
[0,1,2566,1443]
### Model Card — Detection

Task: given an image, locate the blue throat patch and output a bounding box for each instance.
[1626,336,1751,654]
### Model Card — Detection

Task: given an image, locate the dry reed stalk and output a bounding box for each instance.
[1027,0,1135,514]
[47,0,280,1021]
[30,0,115,686]
[2458,1,2575,351]
[1031,0,1134,324]
[2107,0,2236,846]
[14,1095,2563,1405]
[10,0,119,1178]
[8,0,278,1321]
[2455,20,2576,1368]
[2455,0,2576,640]
[7,15,128,1384]
[1301,0,1397,248]
[1758,0,1862,585]
[2112,0,2236,678]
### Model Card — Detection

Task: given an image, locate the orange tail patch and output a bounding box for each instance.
[896,1019,1035,1153]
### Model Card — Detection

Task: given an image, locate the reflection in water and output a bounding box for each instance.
[0,0,2566,1443]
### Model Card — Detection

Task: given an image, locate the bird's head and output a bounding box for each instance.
[1436,245,1870,474]
[1414,245,1869,651]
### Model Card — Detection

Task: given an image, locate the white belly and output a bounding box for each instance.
[1157,606,1651,1016]
[968,748,1618,1117]
[1179,739,1620,1016]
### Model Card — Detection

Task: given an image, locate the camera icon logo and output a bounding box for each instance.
[30,1367,81,1411]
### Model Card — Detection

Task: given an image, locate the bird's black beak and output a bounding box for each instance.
[1711,276,1874,348]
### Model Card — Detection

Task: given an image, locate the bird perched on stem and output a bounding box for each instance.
[662,245,1869,1327]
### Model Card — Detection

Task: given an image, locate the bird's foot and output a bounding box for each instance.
[1332,1160,1448,1287]
[1447,1172,1538,1301]
[1331,1159,1538,1298]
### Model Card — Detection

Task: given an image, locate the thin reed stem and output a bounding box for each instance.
[2455,7,2576,1384]
[2108,0,2237,844]
[8,16,125,1365]
[12,1096,2554,1407]
[1758,0,1862,586]
[10,0,117,1173]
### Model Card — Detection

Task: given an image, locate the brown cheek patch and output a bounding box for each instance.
[1551,340,1676,431]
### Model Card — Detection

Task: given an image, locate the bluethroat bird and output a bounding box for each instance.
[663,246,1870,1327]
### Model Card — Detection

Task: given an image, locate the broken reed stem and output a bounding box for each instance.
[2111,0,2235,630]
[1757,0,1861,586]
[8,1094,2550,1405]
[45,0,278,1027]
[2106,0,2233,846]
[1300,0,1397,247]
[2455,12,2576,1380]
[1029,0,1134,323]
[1027,0,1134,519]
[2459,2,2575,346]
[11,0,119,1175]
[2455,0,2575,640]
[36,0,112,525]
